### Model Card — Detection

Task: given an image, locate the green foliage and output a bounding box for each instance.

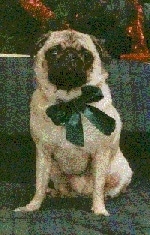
[54,2,69,20]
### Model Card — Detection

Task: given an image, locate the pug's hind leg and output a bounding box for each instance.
[105,148,133,198]
[15,143,51,212]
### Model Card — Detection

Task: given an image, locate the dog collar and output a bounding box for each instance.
[46,85,115,147]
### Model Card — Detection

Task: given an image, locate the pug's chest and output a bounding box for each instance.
[30,90,117,154]
[53,143,91,174]
[32,109,111,158]
[31,98,116,173]
[51,121,104,173]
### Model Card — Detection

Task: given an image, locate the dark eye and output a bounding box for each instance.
[80,47,94,67]
[50,48,58,56]
[45,45,62,58]
[84,51,92,60]
[45,45,61,65]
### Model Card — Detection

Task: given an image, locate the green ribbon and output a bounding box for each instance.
[46,85,115,147]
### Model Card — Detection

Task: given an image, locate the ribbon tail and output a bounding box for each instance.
[66,113,84,147]
[84,106,116,135]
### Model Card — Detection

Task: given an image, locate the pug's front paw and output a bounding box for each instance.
[14,200,41,212]
[91,206,110,216]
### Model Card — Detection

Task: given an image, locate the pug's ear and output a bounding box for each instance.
[90,35,111,65]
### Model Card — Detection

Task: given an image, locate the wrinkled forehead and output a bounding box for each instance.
[39,30,97,53]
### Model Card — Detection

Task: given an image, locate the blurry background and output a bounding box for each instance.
[0,0,149,57]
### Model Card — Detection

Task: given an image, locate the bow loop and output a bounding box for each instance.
[81,85,104,103]
[46,100,78,126]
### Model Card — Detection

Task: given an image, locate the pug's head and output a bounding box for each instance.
[34,29,110,99]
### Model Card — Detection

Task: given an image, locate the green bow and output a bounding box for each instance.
[46,85,115,147]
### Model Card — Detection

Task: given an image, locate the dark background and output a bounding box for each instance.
[0,0,150,58]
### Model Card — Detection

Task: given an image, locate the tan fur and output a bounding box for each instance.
[15,30,132,216]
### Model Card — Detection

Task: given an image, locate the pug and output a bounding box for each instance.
[15,29,132,216]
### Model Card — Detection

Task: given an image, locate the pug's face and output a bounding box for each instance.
[34,30,108,98]
[45,45,94,91]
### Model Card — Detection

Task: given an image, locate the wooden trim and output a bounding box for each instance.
[0,54,30,57]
